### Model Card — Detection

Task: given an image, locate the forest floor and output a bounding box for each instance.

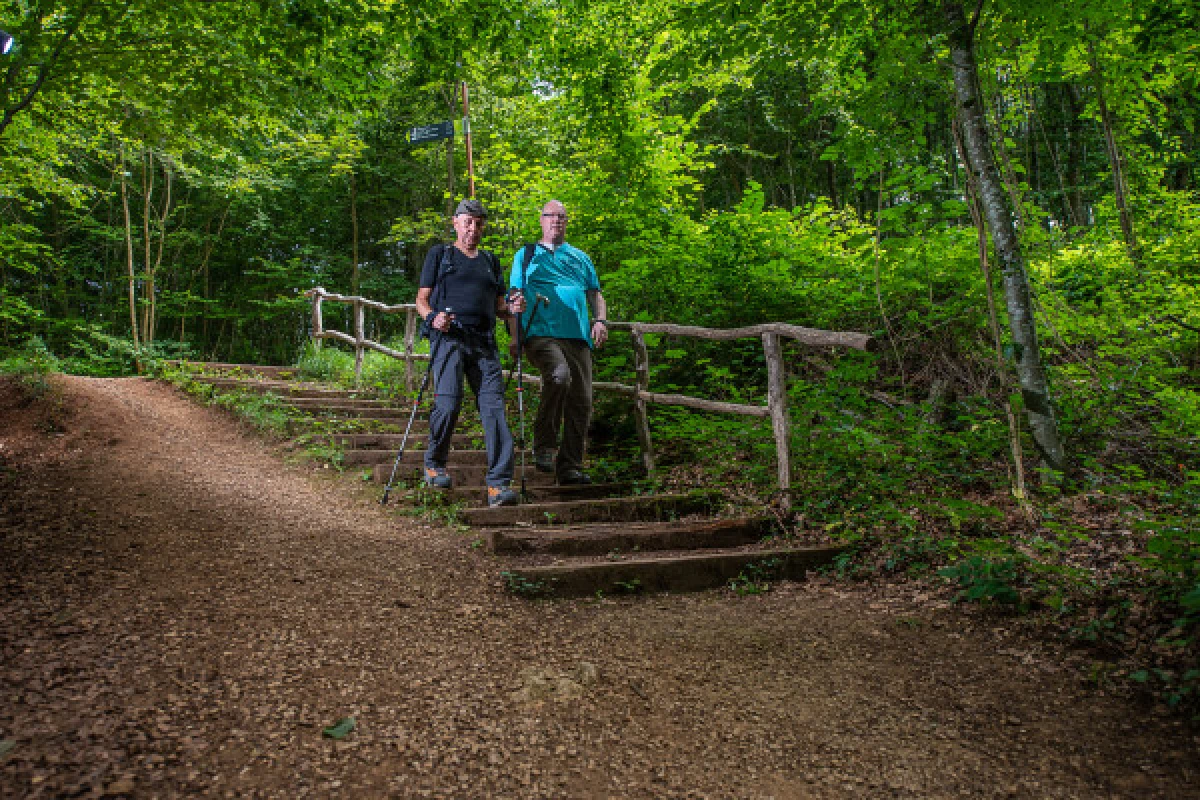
[1,375,1197,799]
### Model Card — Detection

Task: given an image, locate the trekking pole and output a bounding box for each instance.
[381,323,451,505]
[380,364,432,505]
[509,290,531,501]
[504,294,549,393]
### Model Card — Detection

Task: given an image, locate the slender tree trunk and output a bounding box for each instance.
[119,144,141,356]
[1032,91,1080,228]
[149,158,172,345]
[944,0,1065,473]
[784,135,797,209]
[826,159,839,209]
[1087,39,1139,264]
[350,171,360,294]
[954,120,1033,520]
[1063,84,1088,226]
[140,147,154,344]
[989,99,1029,231]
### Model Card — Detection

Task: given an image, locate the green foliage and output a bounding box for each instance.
[501,571,553,598]
[296,342,356,385]
[939,556,1022,607]
[729,558,783,596]
[164,370,297,436]
[0,337,61,399]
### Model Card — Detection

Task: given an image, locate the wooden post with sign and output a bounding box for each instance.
[460,82,476,198]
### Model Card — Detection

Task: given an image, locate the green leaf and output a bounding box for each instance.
[322,717,356,739]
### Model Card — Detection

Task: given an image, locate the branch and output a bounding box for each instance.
[968,0,985,40]
[1164,315,1200,335]
[0,0,97,138]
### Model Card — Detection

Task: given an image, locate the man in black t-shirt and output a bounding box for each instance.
[415,198,525,507]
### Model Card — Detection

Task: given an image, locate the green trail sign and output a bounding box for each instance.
[408,121,455,145]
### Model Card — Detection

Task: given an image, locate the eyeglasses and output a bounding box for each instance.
[541,212,568,219]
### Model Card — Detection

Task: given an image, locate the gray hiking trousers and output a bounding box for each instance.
[525,336,592,477]
[424,329,515,487]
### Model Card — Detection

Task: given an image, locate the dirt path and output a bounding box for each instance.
[1,376,1196,799]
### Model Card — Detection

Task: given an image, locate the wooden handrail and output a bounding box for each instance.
[304,286,872,502]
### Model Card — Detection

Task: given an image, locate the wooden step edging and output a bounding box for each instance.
[462,492,717,527]
[172,363,843,602]
[499,546,846,598]
[386,482,634,508]
[488,516,773,556]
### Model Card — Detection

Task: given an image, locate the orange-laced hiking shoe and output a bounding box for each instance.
[487,484,519,507]
[424,467,453,489]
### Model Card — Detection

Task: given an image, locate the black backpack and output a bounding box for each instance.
[419,243,505,339]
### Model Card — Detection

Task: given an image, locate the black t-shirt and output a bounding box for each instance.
[419,245,506,329]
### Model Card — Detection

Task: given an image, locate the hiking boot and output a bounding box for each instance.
[558,469,592,486]
[534,448,555,473]
[487,484,520,507]
[424,467,453,489]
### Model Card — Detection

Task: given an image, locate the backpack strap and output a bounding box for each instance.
[519,243,538,289]
[418,244,456,339]
[429,243,455,310]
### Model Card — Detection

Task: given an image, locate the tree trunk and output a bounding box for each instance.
[1063,84,1088,227]
[149,157,172,345]
[989,99,1029,231]
[119,144,141,355]
[1087,39,1139,264]
[944,0,1066,473]
[350,171,360,294]
[954,120,1034,520]
[140,147,154,344]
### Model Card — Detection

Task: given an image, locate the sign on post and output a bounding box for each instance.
[408,121,455,145]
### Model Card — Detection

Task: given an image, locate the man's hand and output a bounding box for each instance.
[591,320,609,347]
[506,289,527,315]
[431,312,454,332]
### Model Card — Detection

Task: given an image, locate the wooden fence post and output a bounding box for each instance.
[763,332,792,506]
[312,293,324,347]
[403,308,417,394]
[631,326,656,473]
[353,299,365,389]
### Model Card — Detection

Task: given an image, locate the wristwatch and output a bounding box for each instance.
[594,319,608,326]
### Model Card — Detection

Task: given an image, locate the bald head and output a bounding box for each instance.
[540,200,568,247]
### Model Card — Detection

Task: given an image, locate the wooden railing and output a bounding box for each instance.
[304,287,873,498]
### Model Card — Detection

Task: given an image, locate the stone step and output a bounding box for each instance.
[487,517,773,556]
[462,492,717,527]
[373,463,557,486]
[499,546,846,598]
[383,482,634,508]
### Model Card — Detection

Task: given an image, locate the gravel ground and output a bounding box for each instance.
[1,375,1196,799]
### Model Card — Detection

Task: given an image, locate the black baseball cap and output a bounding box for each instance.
[454,198,488,217]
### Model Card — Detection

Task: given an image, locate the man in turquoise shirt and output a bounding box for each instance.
[508,200,608,484]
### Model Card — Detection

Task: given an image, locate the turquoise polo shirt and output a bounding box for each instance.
[509,242,601,346]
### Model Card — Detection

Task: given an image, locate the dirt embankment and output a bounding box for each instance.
[1,375,1196,798]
